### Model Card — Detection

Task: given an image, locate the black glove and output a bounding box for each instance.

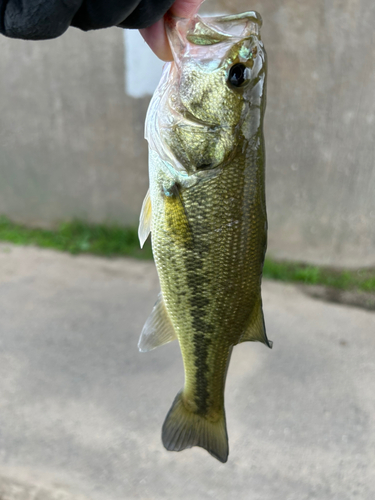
[0,0,174,39]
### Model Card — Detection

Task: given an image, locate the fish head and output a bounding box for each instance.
[146,12,267,180]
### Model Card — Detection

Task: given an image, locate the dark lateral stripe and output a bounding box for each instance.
[192,333,212,415]
[184,233,213,415]
[189,278,213,415]
[188,273,213,416]
[177,187,214,417]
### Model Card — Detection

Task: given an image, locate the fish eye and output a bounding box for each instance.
[227,63,250,88]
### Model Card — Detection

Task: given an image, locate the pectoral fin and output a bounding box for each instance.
[138,293,177,352]
[138,189,152,248]
[238,299,273,348]
[163,183,193,246]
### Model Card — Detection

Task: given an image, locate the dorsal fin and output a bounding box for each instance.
[138,293,177,352]
[238,298,273,348]
[138,189,152,248]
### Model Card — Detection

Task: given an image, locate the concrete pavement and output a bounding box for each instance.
[0,243,374,500]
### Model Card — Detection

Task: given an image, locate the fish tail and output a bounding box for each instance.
[162,391,229,463]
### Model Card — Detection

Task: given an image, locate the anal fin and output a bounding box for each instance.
[138,189,152,248]
[138,293,177,352]
[238,299,273,348]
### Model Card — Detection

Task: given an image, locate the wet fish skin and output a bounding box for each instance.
[138,11,271,463]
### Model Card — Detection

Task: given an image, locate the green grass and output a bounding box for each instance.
[263,259,375,293]
[0,216,153,259]
[0,216,374,293]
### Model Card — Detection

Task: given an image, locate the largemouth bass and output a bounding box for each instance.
[138,11,271,463]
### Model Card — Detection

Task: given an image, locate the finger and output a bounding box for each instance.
[140,0,204,62]
[140,18,173,62]
[170,0,204,18]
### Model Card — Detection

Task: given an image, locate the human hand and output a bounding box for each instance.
[140,0,204,61]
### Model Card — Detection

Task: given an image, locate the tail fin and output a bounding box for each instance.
[162,391,229,463]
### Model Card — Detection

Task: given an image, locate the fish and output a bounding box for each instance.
[138,11,272,463]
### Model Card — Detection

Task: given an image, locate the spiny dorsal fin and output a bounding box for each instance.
[138,189,152,248]
[138,293,177,352]
[238,299,273,348]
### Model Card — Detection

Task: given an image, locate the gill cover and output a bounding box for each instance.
[144,11,267,186]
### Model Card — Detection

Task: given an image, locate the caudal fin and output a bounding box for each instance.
[162,391,229,463]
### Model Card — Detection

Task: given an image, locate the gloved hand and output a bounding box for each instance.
[0,0,203,59]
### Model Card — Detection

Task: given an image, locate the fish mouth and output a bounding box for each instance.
[182,109,218,129]
[196,162,216,171]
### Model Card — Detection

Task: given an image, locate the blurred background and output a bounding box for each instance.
[1,0,375,267]
[1,1,375,500]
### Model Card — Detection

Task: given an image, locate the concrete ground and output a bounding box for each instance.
[0,243,374,500]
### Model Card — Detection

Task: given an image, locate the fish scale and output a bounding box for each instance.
[138,11,272,463]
